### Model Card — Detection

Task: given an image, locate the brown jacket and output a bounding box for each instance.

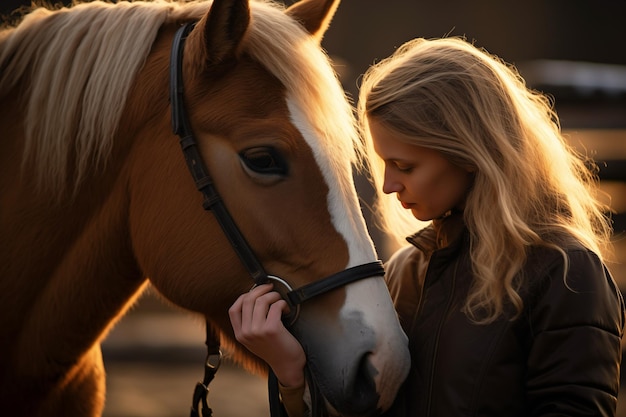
[384,215,625,416]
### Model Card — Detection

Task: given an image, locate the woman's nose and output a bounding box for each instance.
[382,169,402,194]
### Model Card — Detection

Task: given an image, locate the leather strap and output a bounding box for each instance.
[190,322,222,417]
[170,22,269,286]
[286,261,385,306]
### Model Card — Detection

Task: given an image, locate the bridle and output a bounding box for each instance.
[170,22,385,417]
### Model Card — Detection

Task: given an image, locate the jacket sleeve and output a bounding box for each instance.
[526,248,625,416]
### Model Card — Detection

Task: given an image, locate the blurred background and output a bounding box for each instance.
[2,0,625,415]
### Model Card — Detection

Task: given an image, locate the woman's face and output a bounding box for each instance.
[370,118,474,221]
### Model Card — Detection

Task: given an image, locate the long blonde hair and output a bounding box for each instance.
[358,37,613,322]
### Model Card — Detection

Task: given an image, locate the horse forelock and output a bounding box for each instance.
[0,0,363,198]
[246,3,364,175]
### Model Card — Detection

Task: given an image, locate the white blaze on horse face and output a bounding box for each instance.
[287,97,410,411]
[286,97,376,266]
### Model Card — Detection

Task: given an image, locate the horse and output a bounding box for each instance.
[0,0,410,416]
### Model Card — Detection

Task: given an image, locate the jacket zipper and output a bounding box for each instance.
[425,257,459,416]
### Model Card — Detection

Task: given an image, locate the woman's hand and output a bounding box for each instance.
[229,284,306,388]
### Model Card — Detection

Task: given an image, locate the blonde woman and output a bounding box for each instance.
[229,37,625,416]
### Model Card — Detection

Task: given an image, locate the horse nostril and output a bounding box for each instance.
[340,353,380,416]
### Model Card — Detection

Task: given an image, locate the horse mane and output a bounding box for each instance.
[0,0,361,196]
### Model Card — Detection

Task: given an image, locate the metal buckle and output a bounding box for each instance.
[206,351,222,371]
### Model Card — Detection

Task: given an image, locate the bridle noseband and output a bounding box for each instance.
[170,22,385,417]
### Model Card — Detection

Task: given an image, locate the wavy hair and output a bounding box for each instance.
[357,37,613,323]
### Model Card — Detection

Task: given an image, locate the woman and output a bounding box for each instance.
[229,36,625,416]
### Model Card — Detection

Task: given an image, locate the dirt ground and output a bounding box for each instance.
[103,361,268,417]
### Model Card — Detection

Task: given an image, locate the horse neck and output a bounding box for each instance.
[0,77,155,382]
[14,26,176,364]
[1,151,146,357]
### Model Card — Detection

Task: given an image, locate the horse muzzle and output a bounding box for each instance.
[291,276,410,416]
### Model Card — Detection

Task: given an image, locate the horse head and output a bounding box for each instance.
[0,0,409,415]
[136,0,409,414]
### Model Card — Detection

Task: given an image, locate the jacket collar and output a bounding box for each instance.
[406,210,466,255]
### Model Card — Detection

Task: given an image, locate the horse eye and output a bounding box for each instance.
[240,147,288,176]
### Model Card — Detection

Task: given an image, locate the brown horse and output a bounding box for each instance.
[0,0,410,416]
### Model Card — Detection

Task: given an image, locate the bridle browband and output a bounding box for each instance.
[170,22,385,417]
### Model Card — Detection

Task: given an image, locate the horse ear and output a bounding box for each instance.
[199,0,250,67]
[286,0,340,43]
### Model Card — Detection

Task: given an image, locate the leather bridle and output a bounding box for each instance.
[170,22,385,417]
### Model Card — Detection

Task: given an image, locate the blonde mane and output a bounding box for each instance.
[0,0,360,194]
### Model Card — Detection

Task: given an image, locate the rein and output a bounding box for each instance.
[170,22,385,417]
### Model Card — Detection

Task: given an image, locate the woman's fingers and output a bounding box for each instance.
[266,298,289,324]
[229,284,271,320]
[228,285,306,388]
[245,287,280,332]
[229,284,284,340]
